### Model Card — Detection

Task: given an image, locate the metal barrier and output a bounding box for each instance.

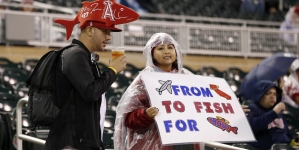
[16,98,246,150]
[1,8,298,58]
[16,98,45,150]
[205,142,246,150]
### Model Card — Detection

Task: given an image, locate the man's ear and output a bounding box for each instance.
[85,26,94,37]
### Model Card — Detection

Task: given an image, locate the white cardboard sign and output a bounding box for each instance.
[140,72,255,145]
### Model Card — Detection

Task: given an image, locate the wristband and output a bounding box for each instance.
[108,66,117,74]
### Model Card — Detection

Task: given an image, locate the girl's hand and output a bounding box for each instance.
[146,107,159,118]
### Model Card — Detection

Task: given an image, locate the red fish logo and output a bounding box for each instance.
[207,116,238,134]
[209,84,231,100]
[54,0,139,40]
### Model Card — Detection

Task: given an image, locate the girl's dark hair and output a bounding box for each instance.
[151,49,178,70]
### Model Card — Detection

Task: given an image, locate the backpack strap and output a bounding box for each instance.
[61,44,78,138]
[70,89,77,138]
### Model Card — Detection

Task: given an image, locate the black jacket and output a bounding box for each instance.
[45,39,117,150]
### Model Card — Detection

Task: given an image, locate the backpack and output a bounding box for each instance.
[26,44,74,127]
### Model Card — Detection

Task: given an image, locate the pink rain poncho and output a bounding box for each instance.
[113,33,204,150]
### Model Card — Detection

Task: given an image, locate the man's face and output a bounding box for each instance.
[259,87,277,109]
[91,27,111,51]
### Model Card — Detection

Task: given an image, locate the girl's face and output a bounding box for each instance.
[152,43,176,70]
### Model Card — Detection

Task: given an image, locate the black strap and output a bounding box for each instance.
[70,89,76,138]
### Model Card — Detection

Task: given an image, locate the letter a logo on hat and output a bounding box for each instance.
[103,0,114,21]
[54,0,139,40]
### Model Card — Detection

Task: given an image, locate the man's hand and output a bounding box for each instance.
[146,107,159,119]
[109,55,126,73]
[273,102,286,114]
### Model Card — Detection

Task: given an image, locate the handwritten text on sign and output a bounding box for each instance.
[141,72,255,145]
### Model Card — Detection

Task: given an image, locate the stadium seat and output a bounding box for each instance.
[105,88,123,101]
[267,12,284,22]
[0,117,4,149]
[282,113,299,132]
[103,109,116,148]
[105,109,116,128]
[271,143,296,150]
[0,68,29,87]
[0,92,18,112]
[183,66,196,74]
[284,103,299,119]
[0,57,21,69]
[195,69,203,75]
[14,82,29,98]
[237,11,253,20]
[200,66,224,78]
[110,74,131,90]
[103,132,114,149]
[232,143,257,150]
[121,63,140,80]
[226,79,241,94]
[252,12,268,21]
[224,67,247,82]
[23,58,39,73]
[0,84,14,95]
[107,96,120,111]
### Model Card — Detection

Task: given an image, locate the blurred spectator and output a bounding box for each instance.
[246,80,293,150]
[240,0,265,14]
[21,0,34,12]
[280,6,299,45]
[0,0,6,10]
[283,59,299,108]
[20,0,40,41]
[265,0,278,14]
[0,0,7,43]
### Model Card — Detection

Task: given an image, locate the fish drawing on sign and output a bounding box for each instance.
[156,80,172,95]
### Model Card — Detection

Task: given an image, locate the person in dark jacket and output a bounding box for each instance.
[44,0,139,150]
[247,80,292,150]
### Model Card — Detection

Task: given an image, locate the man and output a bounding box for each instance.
[246,80,292,150]
[44,0,139,150]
